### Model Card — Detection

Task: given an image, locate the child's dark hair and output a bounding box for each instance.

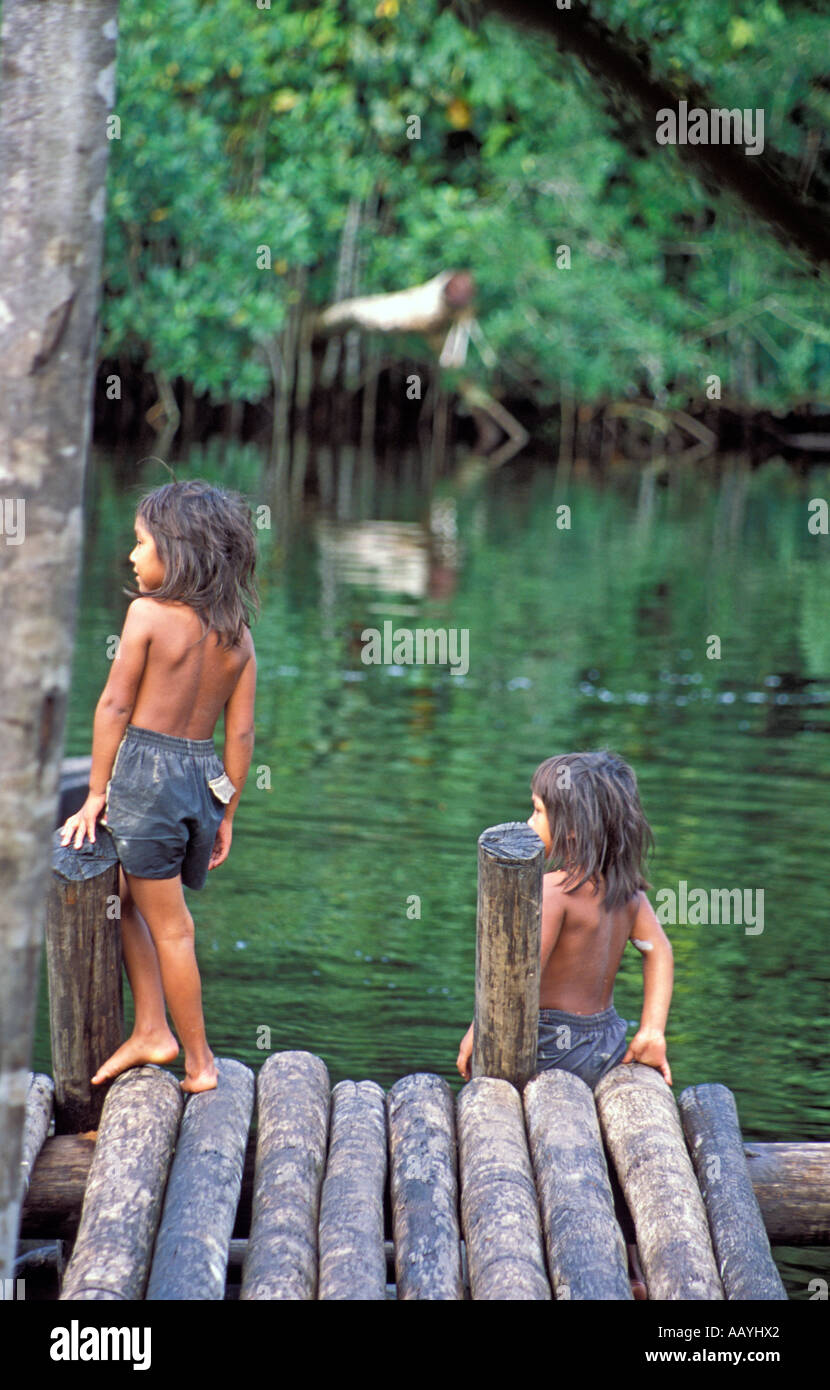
[125,479,260,649]
[531,750,653,910]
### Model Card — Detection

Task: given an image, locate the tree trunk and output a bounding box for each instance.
[0,0,119,1281]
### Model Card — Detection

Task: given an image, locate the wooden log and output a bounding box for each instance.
[318,1080,387,1301]
[387,1073,463,1301]
[679,1084,787,1300]
[240,1051,330,1301]
[744,1143,830,1247]
[46,831,123,1133]
[457,1077,550,1300]
[145,1058,255,1301]
[20,1074,54,1199]
[59,1067,182,1300]
[314,270,474,337]
[595,1063,724,1299]
[21,1128,830,1249]
[524,1070,632,1300]
[473,822,544,1089]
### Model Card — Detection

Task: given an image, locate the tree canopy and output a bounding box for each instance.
[102,0,830,411]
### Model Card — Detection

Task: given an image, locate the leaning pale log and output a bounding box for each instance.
[146,1058,255,1300]
[595,1063,724,1299]
[20,1074,54,1199]
[314,270,474,337]
[473,822,544,1090]
[46,827,123,1133]
[524,1070,631,1300]
[241,1051,330,1301]
[59,1067,182,1300]
[679,1083,786,1300]
[744,1143,830,1246]
[318,1080,387,1301]
[457,1077,550,1300]
[387,1074,464,1300]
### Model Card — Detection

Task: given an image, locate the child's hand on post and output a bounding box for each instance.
[59,792,107,849]
[456,1022,474,1081]
[208,817,233,871]
[622,1027,673,1086]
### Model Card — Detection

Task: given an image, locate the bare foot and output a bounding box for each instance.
[91,1030,180,1085]
[628,1242,648,1300]
[181,1056,218,1093]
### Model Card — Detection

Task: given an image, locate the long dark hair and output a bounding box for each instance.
[124,479,260,649]
[531,749,653,909]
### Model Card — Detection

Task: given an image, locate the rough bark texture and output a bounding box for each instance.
[457,1077,550,1300]
[477,0,830,272]
[318,1080,387,1301]
[21,1134,97,1241]
[473,822,544,1089]
[241,1051,330,1301]
[145,1058,255,1301]
[743,1143,830,1247]
[679,1083,787,1300]
[46,860,123,1133]
[20,1074,55,1201]
[59,1066,182,1300]
[0,0,118,1280]
[387,1073,464,1301]
[595,1063,724,1300]
[524,1069,631,1300]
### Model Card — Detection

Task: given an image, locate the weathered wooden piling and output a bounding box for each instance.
[59,1066,182,1300]
[524,1070,631,1300]
[47,828,122,1133]
[679,1083,787,1300]
[241,1051,330,1301]
[146,1058,255,1301]
[457,1077,550,1300]
[318,1080,387,1301]
[387,1073,464,1300]
[474,822,544,1089]
[595,1063,724,1300]
[20,1074,54,1200]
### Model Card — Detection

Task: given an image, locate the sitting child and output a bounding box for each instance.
[456,749,674,1297]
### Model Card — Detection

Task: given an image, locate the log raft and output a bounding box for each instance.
[15,798,826,1299]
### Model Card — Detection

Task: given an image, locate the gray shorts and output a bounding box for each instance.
[535,1005,629,1090]
[102,724,236,891]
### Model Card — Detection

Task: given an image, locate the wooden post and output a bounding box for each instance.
[387,1074,464,1301]
[679,1084,787,1300]
[59,1067,183,1300]
[146,1058,255,1301]
[241,1051,330,1301]
[473,822,544,1088]
[318,1080,387,1301]
[457,1077,550,1300]
[524,1070,632,1300]
[595,1063,724,1299]
[46,831,123,1133]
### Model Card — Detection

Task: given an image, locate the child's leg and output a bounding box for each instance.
[91,867,179,1085]
[124,871,217,1093]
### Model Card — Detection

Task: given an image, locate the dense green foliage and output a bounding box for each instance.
[102,0,830,409]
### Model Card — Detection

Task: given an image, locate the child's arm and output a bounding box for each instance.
[207,637,256,870]
[456,873,565,1080]
[60,601,153,848]
[621,891,674,1085]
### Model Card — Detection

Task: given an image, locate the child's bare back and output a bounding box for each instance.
[539,870,642,1013]
[127,597,255,741]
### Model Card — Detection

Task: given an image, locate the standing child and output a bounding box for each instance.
[59,479,259,1094]
[456,749,673,1296]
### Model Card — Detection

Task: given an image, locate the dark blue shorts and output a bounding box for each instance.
[101,724,236,891]
[535,1005,629,1090]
